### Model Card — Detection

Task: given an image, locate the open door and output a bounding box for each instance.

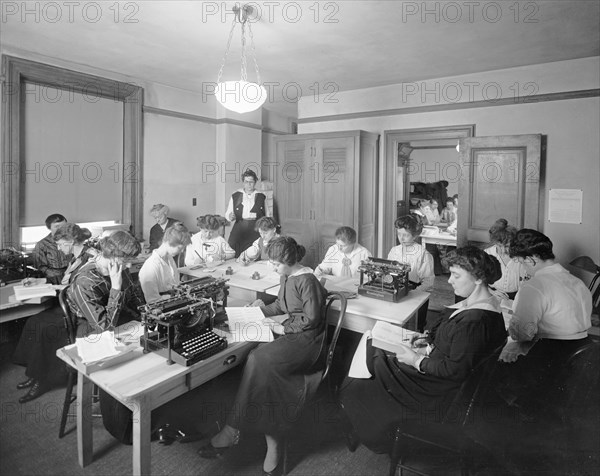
[457,134,543,246]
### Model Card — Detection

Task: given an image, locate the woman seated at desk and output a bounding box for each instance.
[387,214,434,293]
[139,222,190,303]
[339,246,507,453]
[484,218,526,300]
[314,226,371,278]
[184,214,235,266]
[198,236,328,475]
[237,216,280,263]
[13,223,96,403]
[66,231,146,443]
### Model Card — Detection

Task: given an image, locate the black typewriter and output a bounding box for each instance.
[358,257,411,303]
[138,277,229,366]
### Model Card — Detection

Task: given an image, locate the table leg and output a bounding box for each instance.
[132,397,151,476]
[77,373,93,467]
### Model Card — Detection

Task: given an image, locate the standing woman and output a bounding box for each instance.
[484,219,526,300]
[13,223,96,403]
[237,216,281,262]
[225,169,272,258]
[139,222,190,303]
[339,246,507,453]
[198,237,328,475]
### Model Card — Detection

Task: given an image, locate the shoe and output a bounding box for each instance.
[157,425,178,446]
[197,427,240,459]
[18,381,48,403]
[263,463,283,476]
[343,426,359,453]
[16,377,35,390]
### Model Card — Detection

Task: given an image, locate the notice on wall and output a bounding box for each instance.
[548,189,583,224]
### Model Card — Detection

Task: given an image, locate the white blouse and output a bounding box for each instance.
[387,242,435,292]
[138,250,180,303]
[184,233,235,266]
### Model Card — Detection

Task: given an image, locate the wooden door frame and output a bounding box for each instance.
[1,55,144,248]
[383,125,475,254]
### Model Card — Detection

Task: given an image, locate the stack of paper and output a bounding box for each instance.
[13,284,57,301]
[371,321,417,353]
[225,307,274,343]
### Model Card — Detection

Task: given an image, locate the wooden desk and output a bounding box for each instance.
[267,276,430,333]
[0,282,55,324]
[56,322,256,476]
[180,260,280,301]
[420,231,457,247]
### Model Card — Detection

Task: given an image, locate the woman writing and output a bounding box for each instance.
[139,222,190,303]
[237,216,281,263]
[198,237,328,475]
[339,246,507,453]
[13,223,96,403]
[225,169,272,257]
[314,226,371,278]
[185,215,235,266]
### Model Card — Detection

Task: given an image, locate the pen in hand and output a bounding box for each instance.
[194,250,205,263]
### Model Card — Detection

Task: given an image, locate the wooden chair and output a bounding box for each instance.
[281,291,348,476]
[57,286,101,438]
[389,344,505,476]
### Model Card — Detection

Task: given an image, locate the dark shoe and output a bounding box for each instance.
[157,425,178,446]
[197,426,239,458]
[263,464,283,476]
[16,377,35,390]
[197,442,231,459]
[343,426,360,453]
[18,381,48,403]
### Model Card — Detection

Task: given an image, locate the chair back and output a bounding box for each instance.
[442,343,505,427]
[321,291,348,383]
[58,286,77,345]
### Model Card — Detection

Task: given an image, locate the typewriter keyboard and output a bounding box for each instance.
[176,329,228,366]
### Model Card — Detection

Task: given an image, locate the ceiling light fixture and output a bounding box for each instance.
[214,4,267,114]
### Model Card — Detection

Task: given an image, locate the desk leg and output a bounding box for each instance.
[132,397,151,476]
[77,374,93,467]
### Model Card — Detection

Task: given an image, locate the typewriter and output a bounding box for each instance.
[358,257,411,303]
[138,277,229,366]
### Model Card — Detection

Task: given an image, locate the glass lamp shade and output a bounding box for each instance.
[215,80,267,113]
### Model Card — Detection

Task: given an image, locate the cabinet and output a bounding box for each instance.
[274,130,379,268]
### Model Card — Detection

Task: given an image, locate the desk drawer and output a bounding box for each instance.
[187,342,257,389]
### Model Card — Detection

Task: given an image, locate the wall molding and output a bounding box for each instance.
[143,105,289,134]
[298,89,600,124]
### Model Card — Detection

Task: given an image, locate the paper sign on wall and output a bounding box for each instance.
[548,189,583,224]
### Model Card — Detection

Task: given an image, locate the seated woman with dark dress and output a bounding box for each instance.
[198,236,328,475]
[237,216,281,262]
[31,213,71,284]
[13,223,96,403]
[339,246,507,453]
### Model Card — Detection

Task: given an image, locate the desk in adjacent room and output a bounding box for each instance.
[267,276,430,333]
[56,321,257,476]
[419,230,457,247]
[179,260,280,302]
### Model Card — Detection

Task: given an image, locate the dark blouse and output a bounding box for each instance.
[32,233,71,284]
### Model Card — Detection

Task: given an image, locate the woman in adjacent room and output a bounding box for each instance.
[237,216,281,263]
[13,223,97,403]
[498,229,592,416]
[387,214,435,292]
[338,246,507,453]
[484,218,527,300]
[139,222,190,303]
[184,214,235,266]
[225,169,272,258]
[413,199,435,226]
[440,197,457,225]
[197,236,328,475]
[314,226,372,278]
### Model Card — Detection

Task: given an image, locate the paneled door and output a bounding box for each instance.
[457,134,542,246]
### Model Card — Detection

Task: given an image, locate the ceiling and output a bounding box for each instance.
[2,1,599,117]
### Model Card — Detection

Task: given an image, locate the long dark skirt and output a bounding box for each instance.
[339,344,459,454]
[227,328,326,436]
[228,220,259,258]
[12,305,69,387]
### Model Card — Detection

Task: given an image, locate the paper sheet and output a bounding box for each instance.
[371,321,417,353]
[76,331,121,364]
[225,307,274,343]
[348,331,372,379]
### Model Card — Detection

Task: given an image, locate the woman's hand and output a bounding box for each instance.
[247,299,265,307]
[262,318,285,335]
[395,344,420,366]
[108,260,123,291]
[228,212,236,221]
[410,332,429,349]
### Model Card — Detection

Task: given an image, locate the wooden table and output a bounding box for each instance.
[267,276,430,333]
[0,282,55,324]
[419,230,457,247]
[56,322,257,476]
[179,260,281,302]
